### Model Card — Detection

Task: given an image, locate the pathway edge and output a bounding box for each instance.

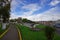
[0,27,10,39]
[16,26,22,40]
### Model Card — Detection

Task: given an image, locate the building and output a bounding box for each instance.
[38,21,55,26]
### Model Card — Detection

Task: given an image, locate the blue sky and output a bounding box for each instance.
[10,0,60,21]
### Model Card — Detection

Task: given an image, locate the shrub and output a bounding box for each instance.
[45,26,55,40]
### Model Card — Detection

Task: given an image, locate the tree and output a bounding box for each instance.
[2,3,10,22]
[22,18,34,23]
[10,19,15,22]
[45,26,55,40]
[0,0,11,23]
[22,18,28,23]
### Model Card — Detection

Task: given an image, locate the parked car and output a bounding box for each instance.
[54,23,60,28]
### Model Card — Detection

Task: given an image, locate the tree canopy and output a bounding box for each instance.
[0,0,11,23]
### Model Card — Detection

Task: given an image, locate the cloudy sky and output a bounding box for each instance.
[10,0,60,21]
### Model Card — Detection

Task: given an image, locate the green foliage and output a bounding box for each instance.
[22,18,35,23]
[0,23,3,35]
[10,19,18,22]
[22,18,28,23]
[0,0,11,23]
[0,23,2,30]
[45,26,55,40]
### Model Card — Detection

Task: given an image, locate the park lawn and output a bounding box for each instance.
[35,24,46,28]
[17,25,47,40]
[17,24,60,40]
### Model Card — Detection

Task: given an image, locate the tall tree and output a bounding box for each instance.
[0,0,11,23]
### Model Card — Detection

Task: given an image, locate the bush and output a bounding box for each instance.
[45,26,55,40]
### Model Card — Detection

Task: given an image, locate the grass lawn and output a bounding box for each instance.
[17,24,60,40]
[35,24,46,28]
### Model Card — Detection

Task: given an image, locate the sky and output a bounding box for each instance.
[10,0,60,21]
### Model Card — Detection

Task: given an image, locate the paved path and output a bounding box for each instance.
[0,24,20,40]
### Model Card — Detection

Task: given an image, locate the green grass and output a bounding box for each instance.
[54,34,60,40]
[0,23,4,35]
[17,24,47,40]
[17,24,60,40]
[35,24,46,28]
[0,23,2,29]
[0,23,2,34]
[0,23,9,35]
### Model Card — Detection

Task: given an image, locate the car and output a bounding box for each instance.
[54,23,60,28]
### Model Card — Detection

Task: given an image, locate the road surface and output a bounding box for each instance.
[0,24,20,40]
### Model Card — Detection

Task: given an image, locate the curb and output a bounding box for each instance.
[17,27,22,40]
[0,27,10,39]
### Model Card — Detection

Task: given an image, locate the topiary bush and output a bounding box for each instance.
[45,26,55,40]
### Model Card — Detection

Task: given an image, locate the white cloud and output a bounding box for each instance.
[50,0,60,6]
[10,1,41,19]
[11,0,26,12]
[11,0,18,12]
[22,6,60,21]
[40,0,47,6]
[10,6,60,21]
[22,4,41,16]
[10,0,60,21]
[10,13,18,19]
[22,4,40,10]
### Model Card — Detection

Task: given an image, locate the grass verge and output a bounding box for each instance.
[17,24,60,40]
[35,24,46,28]
[17,24,47,40]
[16,25,22,40]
